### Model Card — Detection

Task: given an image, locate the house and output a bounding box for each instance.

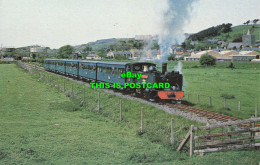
[107,51,132,59]
[230,55,257,62]
[239,51,260,56]
[227,43,243,50]
[207,39,219,43]
[185,50,220,61]
[217,50,238,58]
[86,54,101,60]
[129,49,143,59]
[73,50,82,59]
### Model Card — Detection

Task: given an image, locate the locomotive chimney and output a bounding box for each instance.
[162,62,167,74]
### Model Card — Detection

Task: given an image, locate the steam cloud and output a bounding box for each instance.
[159,0,198,62]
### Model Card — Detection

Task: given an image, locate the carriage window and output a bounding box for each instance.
[126,66,130,71]
[98,67,102,72]
[79,64,83,69]
[118,68,125,74]
[112,67,115,74]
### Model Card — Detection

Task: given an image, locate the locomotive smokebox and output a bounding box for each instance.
[162,62,167,74]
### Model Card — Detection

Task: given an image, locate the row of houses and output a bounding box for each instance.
[184,50,260,62]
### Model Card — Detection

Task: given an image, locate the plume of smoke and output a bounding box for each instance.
[139,39,154,62]
[159,0,197,63]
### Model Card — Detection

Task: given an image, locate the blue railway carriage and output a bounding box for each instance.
[44,59,57,71]
[78,61,98,80]
[65,60,79,76]
[96,62,128,86]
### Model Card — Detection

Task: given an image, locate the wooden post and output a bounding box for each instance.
[120,100,122,121]
[171,118,174,144]
[224,98,226,108]
[210,96,212,106]
[250,118,255,149]
[141,107,144,133]
[72,84,74,97]
[197,94,199,104]
[255,104,258,118]
[63,79,65,92]
[83,87,85,104]
[97,92,100,112]
[187,92,189,102]
[238,101,240,111]
[190,125,194,157]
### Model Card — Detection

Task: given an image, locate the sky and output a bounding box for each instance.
[0,0,259,49]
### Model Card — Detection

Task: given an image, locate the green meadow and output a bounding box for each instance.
[0,64,259,164]
[166,61,260,119]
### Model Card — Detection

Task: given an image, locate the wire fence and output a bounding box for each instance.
[182,91,258,119]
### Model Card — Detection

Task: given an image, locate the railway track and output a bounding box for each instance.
[167,103,260,127]
[20,62,259,127]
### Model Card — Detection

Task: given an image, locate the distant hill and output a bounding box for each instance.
[73,38,134,51]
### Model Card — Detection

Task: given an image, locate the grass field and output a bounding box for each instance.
[166,61,260,119]
[0,64,259,164]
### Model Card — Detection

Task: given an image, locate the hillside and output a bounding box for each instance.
[184,24,260,50]
[73,38,134,51]
[215,24,260,42]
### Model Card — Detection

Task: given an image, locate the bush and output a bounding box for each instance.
[199,54,216,66]
[168,54,175,61]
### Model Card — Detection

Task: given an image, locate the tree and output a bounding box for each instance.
[58,45,73,59]
[96,48,107,58]
[152,42,159,49]
[83,45,92,53]
[253,19,259,24]
[232,33,242,42]
[199,54,216,66]
[245,20,250,25]
[168,54,175,61]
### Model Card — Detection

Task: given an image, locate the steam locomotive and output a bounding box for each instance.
[43,59,184,102]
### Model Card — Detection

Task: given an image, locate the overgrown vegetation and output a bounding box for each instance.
[188,23,232,41]
[199,54,216,66]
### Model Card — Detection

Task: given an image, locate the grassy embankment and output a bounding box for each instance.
[166,61,260,119]
[1,64,259,164]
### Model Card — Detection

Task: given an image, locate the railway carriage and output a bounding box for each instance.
[96,62,127,86]
[78,61,97,80]
[65,60,79,76]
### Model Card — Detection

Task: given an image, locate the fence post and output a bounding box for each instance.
[83,87,85,104]
[57,79,59,90]
[120,100,122,121]
[238,101,240,111]
[72,84,74,97]
[63,79,65,92]
[250,118,255,149]
[171,118,174,144]
[224,98,226,108]
[197,94,199,104]
[140,107,144,133]
[97,92,100,112]
[190,125,194,157]
[255,104,258,118]
[210,96,212,106]
[187,92,189,102]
